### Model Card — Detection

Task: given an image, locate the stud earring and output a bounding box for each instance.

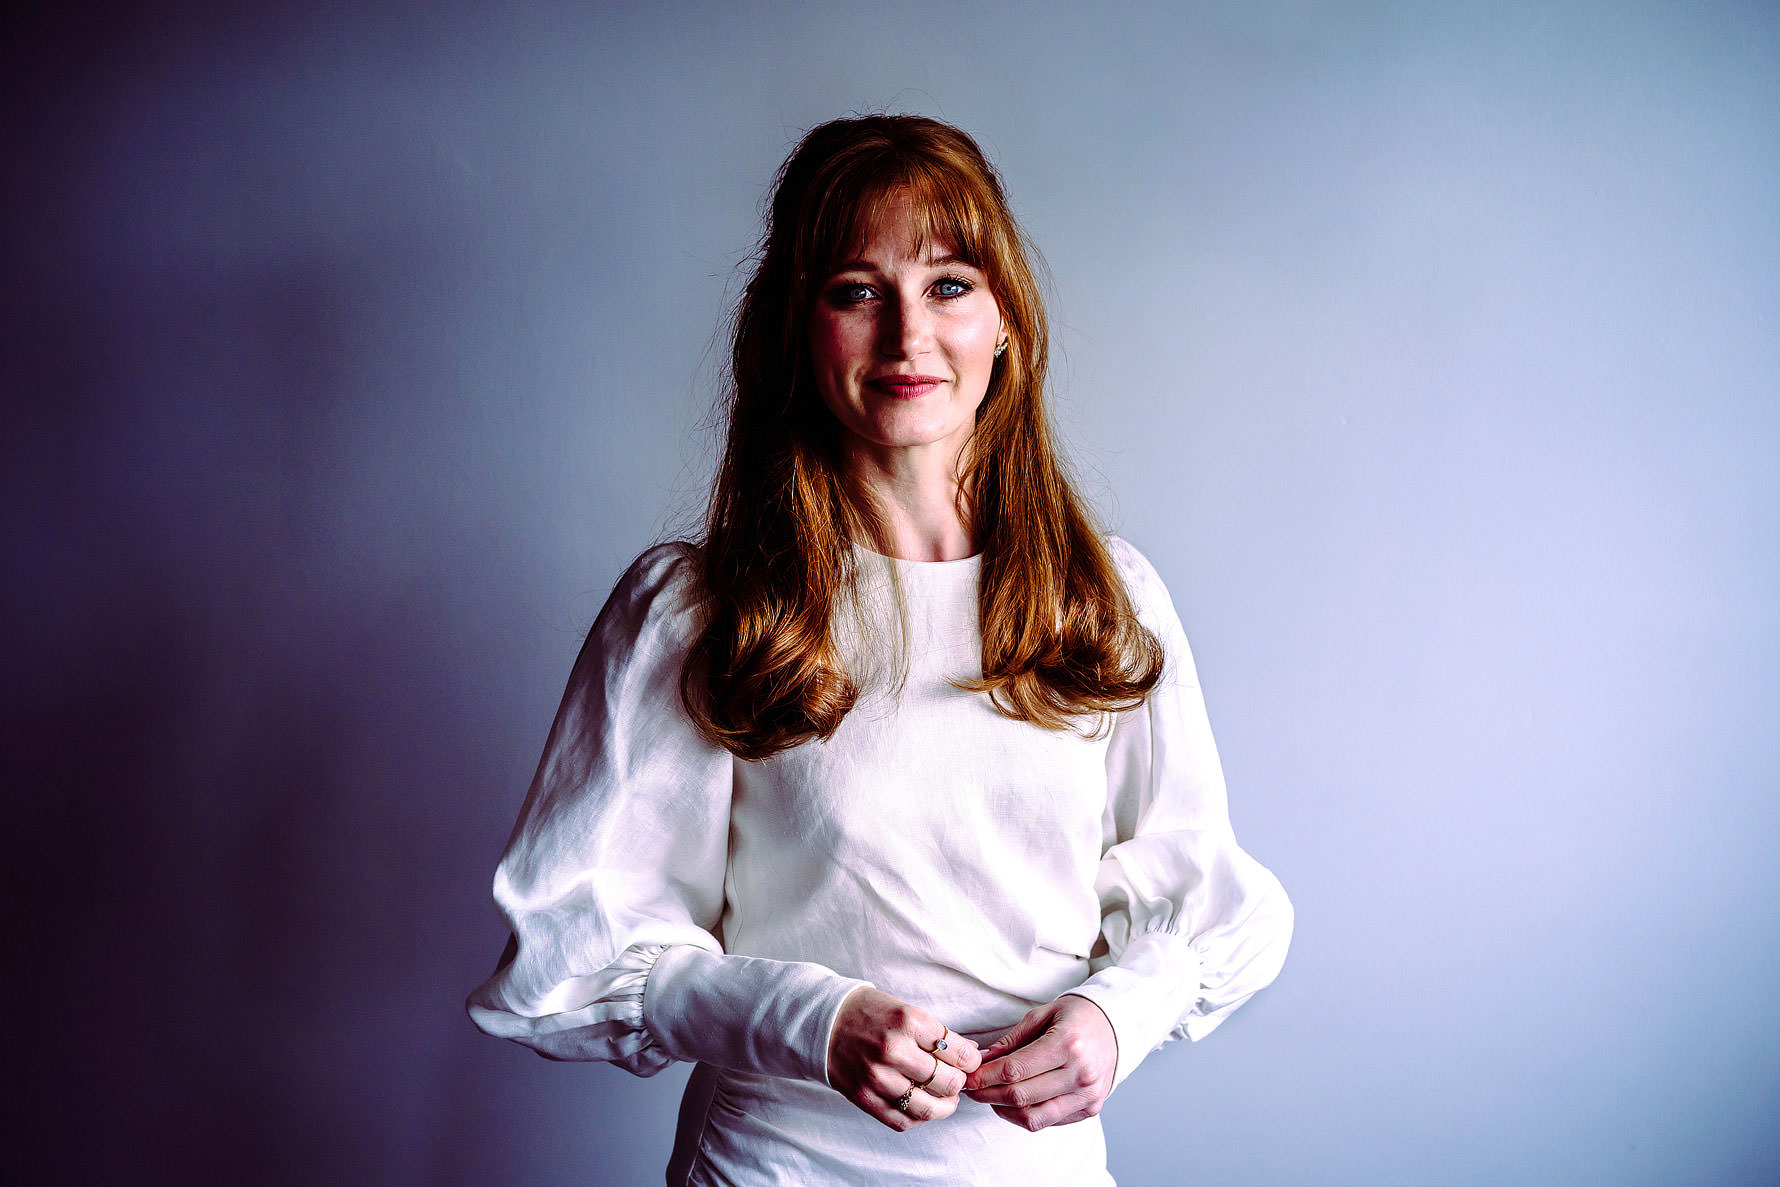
[994,338,1008,359]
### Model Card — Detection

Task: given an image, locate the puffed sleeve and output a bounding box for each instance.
[465,543,871,1082]
[1061,536,1293,1089]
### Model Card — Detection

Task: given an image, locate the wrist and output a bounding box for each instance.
[1063,933,1203,1089]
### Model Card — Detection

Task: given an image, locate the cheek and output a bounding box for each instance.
[805,313,859,416]
[806,313,839,368]
[951,308,1001,366]
[807,311,864,374]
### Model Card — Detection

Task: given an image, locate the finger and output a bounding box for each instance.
[984,1007,1049,1057]
[966,1026,1068,1091]
[868,1061,918,1102]
[850,1073,926,1133]
[938,1036,982,1075]
[901,1086,957,1123]
[1052,1102,1104,1126]
[922,1023,982,1075]
[963,1065,1080,1109]
[898,1052,967,1100]
[862,1082,954,1130]
[905,1043,975,1097]
[966,1007,1053,1089]
[991,1091,1100,1133]
[853,1088,918,1133]
[926,1059,969,1099]
[893,1029,977,1085]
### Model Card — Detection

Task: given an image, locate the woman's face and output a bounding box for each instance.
[806,196,1004,469]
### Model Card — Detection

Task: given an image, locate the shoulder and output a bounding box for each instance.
[1103,534,1176,618]
[1105,534,1198,685]
[590,540,706,659]
[612,540,703,609]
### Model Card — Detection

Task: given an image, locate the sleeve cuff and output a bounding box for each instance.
[1061,931,1204,1089]
[465,940,679,1074]
[642,944,874,1084]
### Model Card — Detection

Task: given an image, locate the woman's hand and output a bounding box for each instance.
[962,995,1118,1130]
[826,987,982,1132]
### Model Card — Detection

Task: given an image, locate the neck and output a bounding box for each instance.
[844,438,976,562]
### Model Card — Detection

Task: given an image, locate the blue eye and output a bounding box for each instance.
[834,283,875,304]
[934,276,973,298]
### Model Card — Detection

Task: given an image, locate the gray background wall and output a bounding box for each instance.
[8,2,1776,1184]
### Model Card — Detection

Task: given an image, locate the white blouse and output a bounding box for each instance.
[467,537,1292,1185]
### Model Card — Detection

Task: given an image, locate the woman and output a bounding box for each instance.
[467,115,1292,1185]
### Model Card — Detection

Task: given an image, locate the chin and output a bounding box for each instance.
[864,421,967,450]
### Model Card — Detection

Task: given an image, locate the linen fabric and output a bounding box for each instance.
[466,536,1293,1185]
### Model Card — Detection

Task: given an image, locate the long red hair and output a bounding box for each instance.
[682,114,1162,761]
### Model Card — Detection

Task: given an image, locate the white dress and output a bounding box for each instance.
[467,536,1293,1185]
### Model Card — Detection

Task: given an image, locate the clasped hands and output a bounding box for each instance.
[826,987,1118,1133]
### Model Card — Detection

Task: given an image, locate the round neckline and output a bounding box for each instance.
[851,542,983,568]
[851,543,982,594]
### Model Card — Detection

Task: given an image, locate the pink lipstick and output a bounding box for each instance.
[869,374,944,399]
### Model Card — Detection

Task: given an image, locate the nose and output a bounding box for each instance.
[879,290,933,358]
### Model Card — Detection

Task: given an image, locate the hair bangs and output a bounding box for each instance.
[803,152,1003,294]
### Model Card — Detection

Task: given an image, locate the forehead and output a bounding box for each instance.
[840,203,962,265]
[825,183,977,271]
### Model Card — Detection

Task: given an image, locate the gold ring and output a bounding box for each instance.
[911,1052,941,1090]
[931,1025,949,1053]
[894,1088,913,1111]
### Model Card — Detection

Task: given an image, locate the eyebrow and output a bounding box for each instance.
[827,252,980,275]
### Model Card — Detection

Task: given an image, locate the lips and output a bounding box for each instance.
[869,374,944,399]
